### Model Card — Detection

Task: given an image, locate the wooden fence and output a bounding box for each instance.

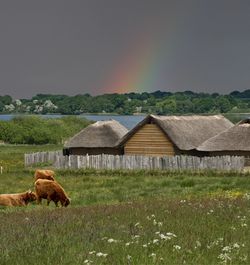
[24,151,245,171]
[24,151,62,167]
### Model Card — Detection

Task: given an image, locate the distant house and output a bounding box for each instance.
[197,118,250,157]
[118,114,233,157]
[64,120,128,155]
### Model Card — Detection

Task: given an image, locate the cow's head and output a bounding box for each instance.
[26,190,37,202]
[62,197,70,207]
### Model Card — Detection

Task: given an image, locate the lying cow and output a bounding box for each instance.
[34,169,55,181]
[35,179,70,207]
[0,191,37,206]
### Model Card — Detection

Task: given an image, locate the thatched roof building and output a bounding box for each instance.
[119,114,233,156]
[64,120,128,155]
[197,118,250,157]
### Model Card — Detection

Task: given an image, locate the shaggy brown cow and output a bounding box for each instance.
[34,169,55,181]
[35,179,70,207]
[0,191,37,206]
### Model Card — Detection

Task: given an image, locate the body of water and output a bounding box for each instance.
[0,114,146,129]
[80,114,145,129]
[0,113,249,130]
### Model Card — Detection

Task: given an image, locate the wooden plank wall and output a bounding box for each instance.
[124,124,175,156]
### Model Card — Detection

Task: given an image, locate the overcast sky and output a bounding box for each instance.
[0,0,250,98]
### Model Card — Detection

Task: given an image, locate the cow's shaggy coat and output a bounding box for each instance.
[34,169,55,181]
[35,179,70,207]
[0,191,37,206]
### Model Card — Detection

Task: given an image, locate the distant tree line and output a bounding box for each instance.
[0,89,250,115]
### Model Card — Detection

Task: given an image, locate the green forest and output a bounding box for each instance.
[0,89,250,115]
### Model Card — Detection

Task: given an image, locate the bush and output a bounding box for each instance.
[0,116,91,145]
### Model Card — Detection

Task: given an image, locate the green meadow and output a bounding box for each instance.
[0,145,250,264]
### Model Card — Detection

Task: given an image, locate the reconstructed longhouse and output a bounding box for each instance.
[197,118,250,157]
[64,120,128,155]
[64,114,235,157]
[118,114,233,156]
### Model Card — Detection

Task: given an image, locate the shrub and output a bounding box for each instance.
[0,116,91,145]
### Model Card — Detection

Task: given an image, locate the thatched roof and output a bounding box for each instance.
[119,114,233,150]
[197,118,250,151]
[64,120,128,148]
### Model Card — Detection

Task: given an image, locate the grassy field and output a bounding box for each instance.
[0,145,250,264]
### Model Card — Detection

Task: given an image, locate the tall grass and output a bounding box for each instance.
[0,197,249,264]
[0,145,250,264]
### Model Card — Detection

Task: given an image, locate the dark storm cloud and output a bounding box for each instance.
[0,0,250,98]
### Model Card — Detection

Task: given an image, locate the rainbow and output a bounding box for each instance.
[102,30,169,94]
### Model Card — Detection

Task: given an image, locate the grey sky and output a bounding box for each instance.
[0,0,250,98]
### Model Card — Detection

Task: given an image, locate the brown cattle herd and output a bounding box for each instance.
[0,169,70,207]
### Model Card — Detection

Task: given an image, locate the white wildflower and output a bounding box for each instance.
[166,232,177,238]
[243,193,250,200]
[107,238,117,243]
[173,245,181,250]
[194,240,201,249]
[153,239,159,244]
[132,235,140,241]
[218,253,231,263]
[207,209,214,215]
[159,233,172,240]
[89,251,95,255]
[96,252,108,257]
[84,260,93,264]
[127,255,132,260]
[233,243,240,249]
[239,255,247,261]
[222,246,231,253]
